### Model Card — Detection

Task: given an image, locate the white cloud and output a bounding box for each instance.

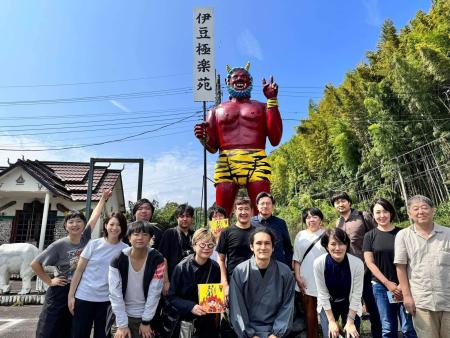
[110,100,131,113]
[237,29,263,61]
[120,150,216,208]
[362,0,382,27]
[0,136,216,209]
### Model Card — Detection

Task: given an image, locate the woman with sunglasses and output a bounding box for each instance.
[167,228,221,338]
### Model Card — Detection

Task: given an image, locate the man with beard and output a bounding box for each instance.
[194,63,283,216]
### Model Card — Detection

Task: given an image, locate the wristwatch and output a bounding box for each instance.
[141,320,151,326]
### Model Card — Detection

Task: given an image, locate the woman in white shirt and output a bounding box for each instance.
[68,212,129,338]
[292,207,326,338]
[314,228,364,338]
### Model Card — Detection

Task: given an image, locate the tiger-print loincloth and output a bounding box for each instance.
[214,149,272,186]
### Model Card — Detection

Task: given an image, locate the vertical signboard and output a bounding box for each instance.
[193,8,215,102]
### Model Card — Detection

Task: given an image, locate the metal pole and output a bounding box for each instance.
[137,159,144,200]
[203,101,208,227]
[85,158,95,220]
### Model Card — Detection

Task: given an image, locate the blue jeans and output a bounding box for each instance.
[372,282,417,338]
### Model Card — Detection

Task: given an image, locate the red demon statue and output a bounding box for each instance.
[194,62,283,216]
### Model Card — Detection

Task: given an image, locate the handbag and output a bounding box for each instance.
[180,320,196,338]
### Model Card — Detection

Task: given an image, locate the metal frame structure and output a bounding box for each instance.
[85,157,144,219]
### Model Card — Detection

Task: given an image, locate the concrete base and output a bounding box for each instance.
[0,294,45,306]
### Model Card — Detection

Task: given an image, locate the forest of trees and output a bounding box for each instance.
[268,0,450,232]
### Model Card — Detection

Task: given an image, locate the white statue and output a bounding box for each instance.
[0,243,39,295]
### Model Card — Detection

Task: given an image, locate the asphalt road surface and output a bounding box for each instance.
[0,304,42,338]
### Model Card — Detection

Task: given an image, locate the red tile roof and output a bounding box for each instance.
[0,160,123,202]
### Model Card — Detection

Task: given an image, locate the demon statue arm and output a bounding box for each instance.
[262,76,283,146]
[194,108,220,154]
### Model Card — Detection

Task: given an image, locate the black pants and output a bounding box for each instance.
[36,285,72,338]
[72,298,111,338]
[363,270,382,338]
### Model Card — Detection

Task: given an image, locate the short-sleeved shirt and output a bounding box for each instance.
[363,227,400,284]
[394,223,450,311]
[292,229,326,296]
[35,226,91,281]
[216,224,254,278]
[75,238,129,302]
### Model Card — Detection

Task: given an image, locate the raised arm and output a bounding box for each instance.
[86,188,112,231]
[263,76,282,146]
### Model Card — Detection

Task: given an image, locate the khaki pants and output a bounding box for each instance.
[413,308,450,338]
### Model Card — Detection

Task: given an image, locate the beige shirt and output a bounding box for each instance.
[394,223,450,311]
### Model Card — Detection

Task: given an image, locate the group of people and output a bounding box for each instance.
[29,189,449,338]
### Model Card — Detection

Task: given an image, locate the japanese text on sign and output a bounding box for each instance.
[193,8,215,102]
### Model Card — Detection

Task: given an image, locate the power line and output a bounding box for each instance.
[0,87,192,106]
[0,117,200,137]
[0,129,193,149]
[309,134,450,198]
[0,106,199,120]
[0,111,202,132]
[0,73,191,89]
[0,112,199,152]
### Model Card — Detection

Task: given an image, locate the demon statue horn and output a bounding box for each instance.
[194,62,283,216]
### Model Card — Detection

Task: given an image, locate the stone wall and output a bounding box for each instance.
[53,218,66,241]
[0,219,12,245]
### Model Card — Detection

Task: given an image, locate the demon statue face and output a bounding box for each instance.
[225,62,253,98]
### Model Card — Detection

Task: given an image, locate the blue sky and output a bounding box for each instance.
[0,0,431,207]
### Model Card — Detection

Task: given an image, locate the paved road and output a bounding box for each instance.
[0,304,41,338]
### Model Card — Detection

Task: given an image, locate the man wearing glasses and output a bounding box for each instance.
[251,192,293,266]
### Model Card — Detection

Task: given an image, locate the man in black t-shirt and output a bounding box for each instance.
[217,197,255,301]
[158,204,195,291]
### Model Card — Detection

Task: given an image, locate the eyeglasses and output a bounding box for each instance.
[197,242,215,249]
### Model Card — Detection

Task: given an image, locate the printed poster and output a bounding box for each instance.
[198,283,225,313]
[209,218,229,237]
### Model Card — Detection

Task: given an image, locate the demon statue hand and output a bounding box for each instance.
[194,62,282,216]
